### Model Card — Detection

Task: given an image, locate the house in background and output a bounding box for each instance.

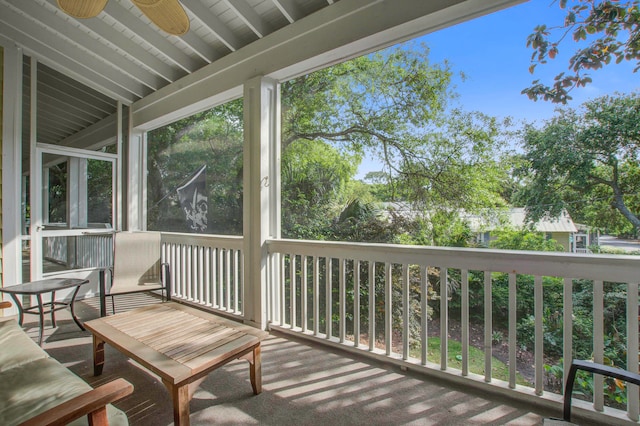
[572,222,600,253]
[381,204,590,253]
[467,208,582,252]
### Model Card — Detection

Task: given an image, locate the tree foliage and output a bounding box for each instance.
[281,140,358,239]
[524,0,640,104]
[147,43,512,244]
[281,43,454,155]
[392,110,510,212]
[489,230,566,252]
[146,100,244,235]
[281,43,511,242]
[515,93,640,234]
[87,158,113,224]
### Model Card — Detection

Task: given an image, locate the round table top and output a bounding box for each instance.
[0,278,90,295]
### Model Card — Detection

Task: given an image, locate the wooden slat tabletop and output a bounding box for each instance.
[85,302,267,385]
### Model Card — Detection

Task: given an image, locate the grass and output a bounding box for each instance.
[411,337,530,386]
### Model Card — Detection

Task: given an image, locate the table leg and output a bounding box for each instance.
[93,335,105,376]
[9,294,23,326]
[69,285,85,331]
[251,344,262,394]
[36,293,45,346]
[50,291,57,327]
[240,343,262,394]
[163,380,191,426]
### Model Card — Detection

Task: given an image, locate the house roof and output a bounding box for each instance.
[466,208,578,234]
[380,203,579,234]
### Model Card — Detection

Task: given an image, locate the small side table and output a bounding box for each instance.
[0,278,90,346]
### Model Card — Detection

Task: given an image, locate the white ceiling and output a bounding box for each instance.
[0,0,524,148]
[1,0,333,146]
[4,0,332,104]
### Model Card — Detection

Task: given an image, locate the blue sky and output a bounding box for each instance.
[356,0,639,178]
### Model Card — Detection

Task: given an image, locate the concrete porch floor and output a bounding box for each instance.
[7,293,568,425]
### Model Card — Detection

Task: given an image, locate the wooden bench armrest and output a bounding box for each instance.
[0,301,12,310]
[18,378,133,426]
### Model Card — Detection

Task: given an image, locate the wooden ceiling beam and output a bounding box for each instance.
[133,0,525,129]
[0,23,137,104]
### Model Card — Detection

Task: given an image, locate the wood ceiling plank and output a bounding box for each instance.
[224,0,274,38]
[7,0,165,91]
[271,0,303,23]
[103,0,205,73]
[177,27,222,63]
[42,0,182,83]
[182,0,243,51]
[0,20,137,103]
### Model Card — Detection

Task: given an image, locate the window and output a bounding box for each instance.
[146,100,243,235]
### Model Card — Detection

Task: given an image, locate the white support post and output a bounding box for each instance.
[21,176,28,237]
[42,169,50,225]
[627,282,639,421]
[29,56,41,281]
[68,157,88,228]
[116,102,123,231]
[2,44,23,293]
[127,127,145,231]
[243,76,280,330]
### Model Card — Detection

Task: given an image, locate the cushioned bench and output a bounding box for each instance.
[0,301,133,426]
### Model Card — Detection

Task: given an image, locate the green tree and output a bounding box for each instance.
[515,93,640,234]
[87,158,113,224]
[281,139,358,239]
[146,100,244,234]
[281,43,511,243]
[489,229,565,252]
[524,0,640,104]
[392,110,511,245]
[282,42,454,156]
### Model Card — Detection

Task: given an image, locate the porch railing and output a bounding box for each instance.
[43,233,113,269]
[161,233,244,318]
[157,232,640,422]
[265,238,640,422]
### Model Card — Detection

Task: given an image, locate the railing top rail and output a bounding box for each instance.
[267,238,640,283]
[160,232,243,250]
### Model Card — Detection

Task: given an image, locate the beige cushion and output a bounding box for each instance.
[0,321,128,426]
[0,358,128,426]
[0,320,48,373]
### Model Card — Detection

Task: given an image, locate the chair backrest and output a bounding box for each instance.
[109,231,163,295]
[561,359,640,423]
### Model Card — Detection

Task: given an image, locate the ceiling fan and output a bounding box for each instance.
[57,0,190,35]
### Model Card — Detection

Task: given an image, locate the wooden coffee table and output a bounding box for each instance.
[84,302,268,425]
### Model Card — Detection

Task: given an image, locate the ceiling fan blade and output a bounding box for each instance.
[57,0,107,18]
[131,0,190,36]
